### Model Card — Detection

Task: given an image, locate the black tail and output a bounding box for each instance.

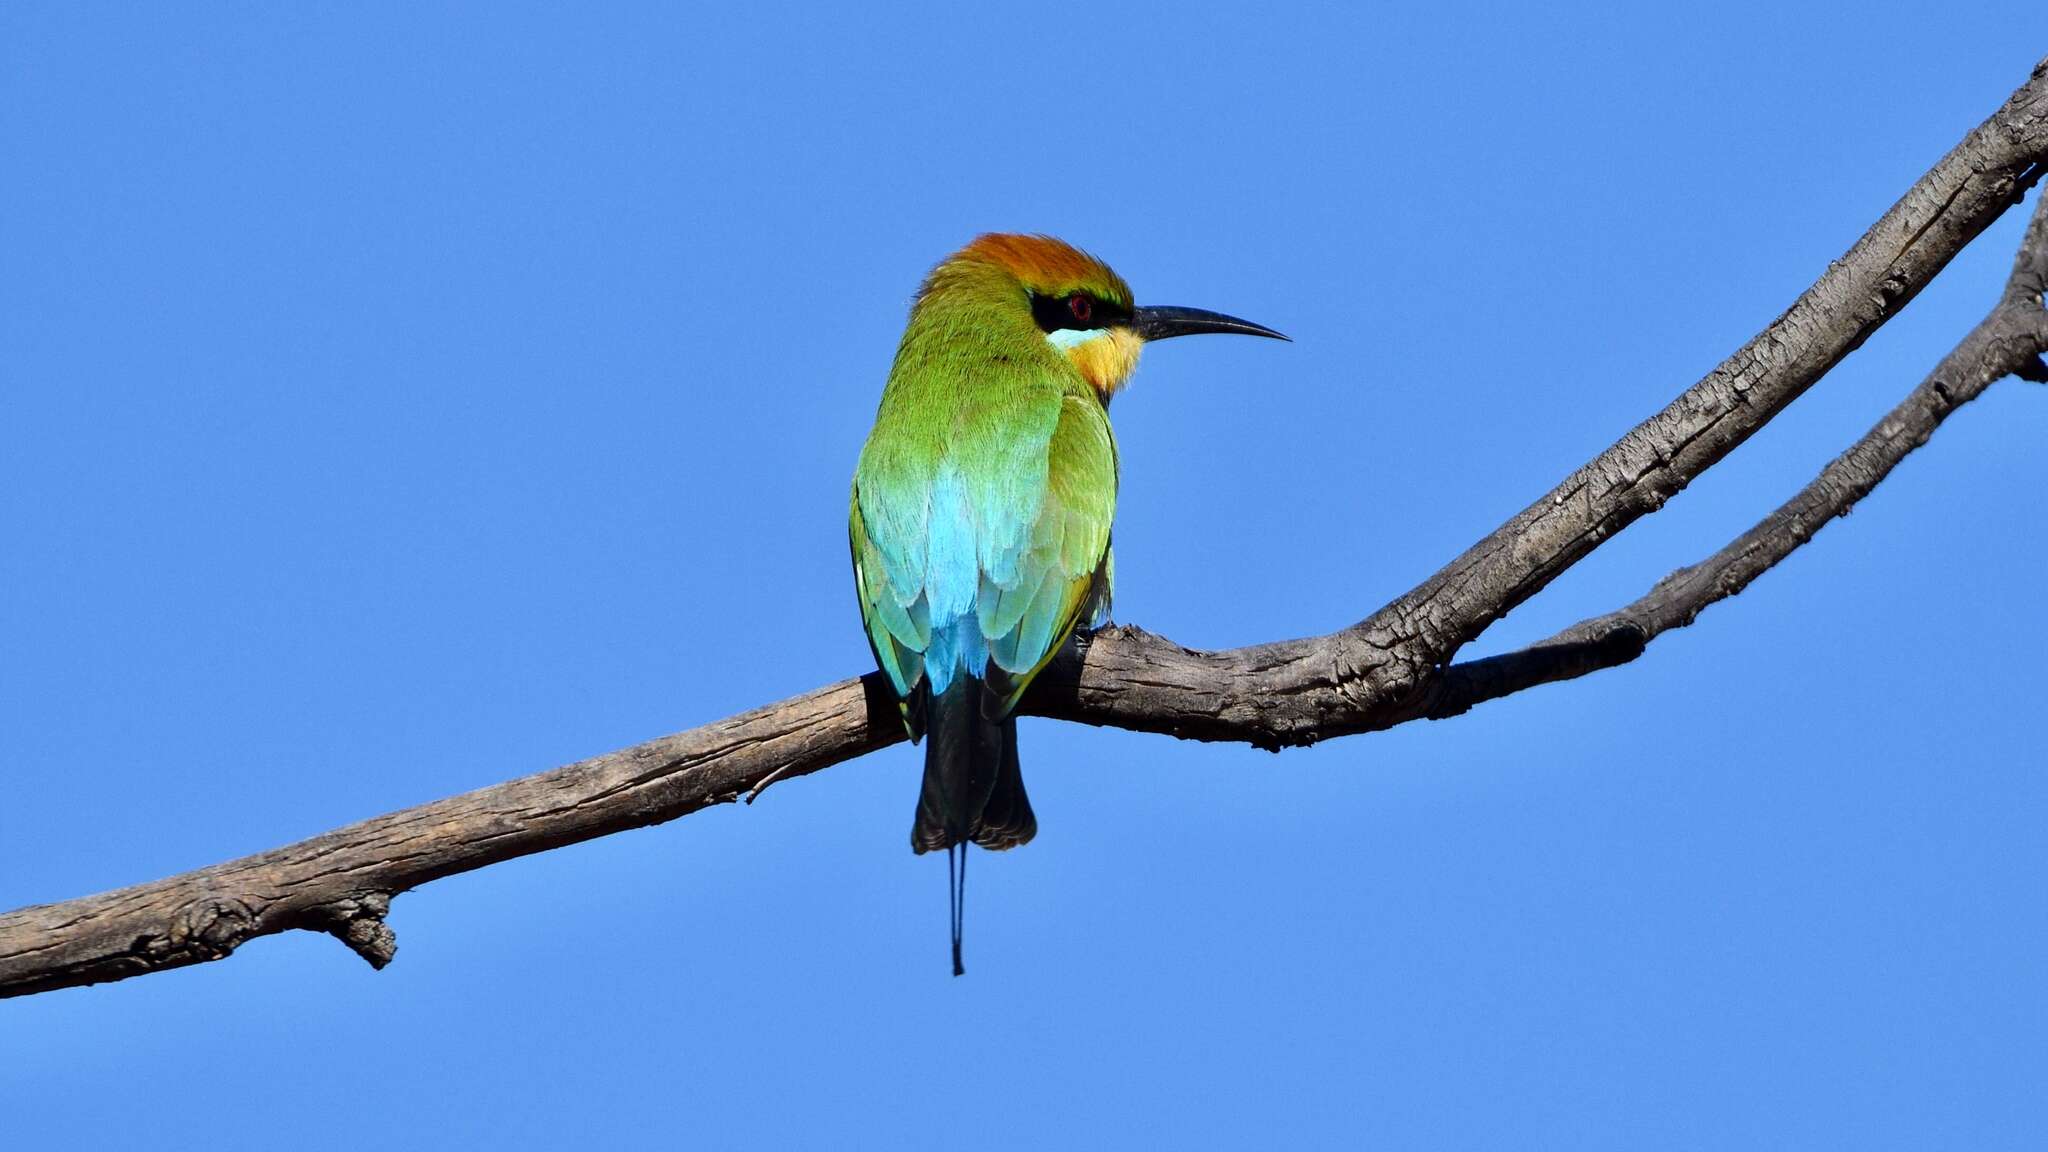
[911,678,1036,975]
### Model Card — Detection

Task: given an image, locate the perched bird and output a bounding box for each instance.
[849,234,1285,974]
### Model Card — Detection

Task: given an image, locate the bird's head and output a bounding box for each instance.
[910,233,1286,400]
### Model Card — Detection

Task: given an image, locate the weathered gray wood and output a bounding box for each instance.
[1425,191,2048,717]
[3,60,2045,1001]
[1033,59,2048,747]
[0,676,903,998]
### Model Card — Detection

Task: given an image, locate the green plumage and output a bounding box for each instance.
[850,239,1120,866]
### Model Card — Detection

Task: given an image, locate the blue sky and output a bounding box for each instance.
[4,4,2046,1148]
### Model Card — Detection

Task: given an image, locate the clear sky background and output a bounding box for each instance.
[5,4,2046,1148]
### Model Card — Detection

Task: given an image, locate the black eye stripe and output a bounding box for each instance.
[1030,291,1132,333]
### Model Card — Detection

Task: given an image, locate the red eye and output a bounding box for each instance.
[1067,293,1093,325]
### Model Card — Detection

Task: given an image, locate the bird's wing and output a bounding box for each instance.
[977,392,1117,713]
[850,481,928,723]
[852,386,1115,725]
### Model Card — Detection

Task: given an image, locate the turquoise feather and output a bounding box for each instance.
[851,243,1120,721]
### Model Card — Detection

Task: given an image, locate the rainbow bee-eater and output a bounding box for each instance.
[850,234,1286,974]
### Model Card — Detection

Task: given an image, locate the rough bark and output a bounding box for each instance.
[1032,60,2048,747]
[1424,195,2048,718]
[3,61,2046,1000]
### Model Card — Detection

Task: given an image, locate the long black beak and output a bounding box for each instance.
[1131,304,1289,343]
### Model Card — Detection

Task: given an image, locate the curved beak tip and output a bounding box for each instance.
[1132,305,1290,344]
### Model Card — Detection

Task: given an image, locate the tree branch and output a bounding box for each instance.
[1426,189,2048,718]
[5,61,2046,1000]
[1026,59,2048,747]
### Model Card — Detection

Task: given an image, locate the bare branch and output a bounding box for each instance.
[1031,58,2048,747]
[1426,190,2048,718]
[4,62,2046,1000]
[0,676,904,998]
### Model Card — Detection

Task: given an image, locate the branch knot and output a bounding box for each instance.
[306,893,397,970]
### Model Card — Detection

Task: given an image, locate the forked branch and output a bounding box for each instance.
[3,61,2045,1000]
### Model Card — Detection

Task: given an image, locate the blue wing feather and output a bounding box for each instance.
[853,388,1114,726]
